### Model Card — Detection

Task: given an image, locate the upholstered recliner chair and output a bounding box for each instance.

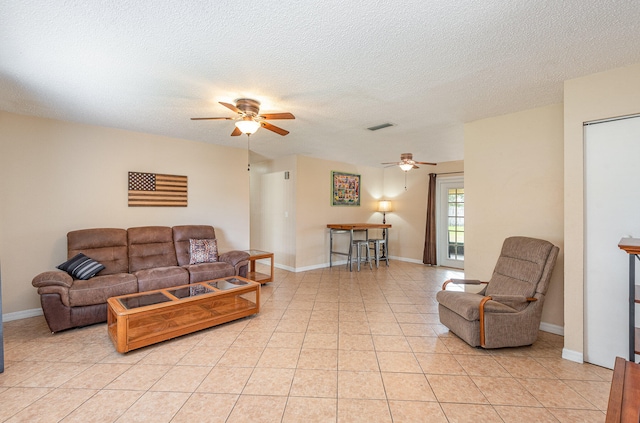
[436,236,559,349]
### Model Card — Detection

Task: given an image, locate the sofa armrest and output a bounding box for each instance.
[219,250,250,268]
[32,270,73,289]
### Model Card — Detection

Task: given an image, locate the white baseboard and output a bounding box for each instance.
[562,348,584,363]
[3,308,43,322]
[539,322,564,336]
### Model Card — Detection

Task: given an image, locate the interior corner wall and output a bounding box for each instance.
[464,103,565,328]
[0,111,250,315]
[295,156,384,270]
[563,63,640,358]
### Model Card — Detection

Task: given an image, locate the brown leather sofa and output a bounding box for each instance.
[32,225,250,332]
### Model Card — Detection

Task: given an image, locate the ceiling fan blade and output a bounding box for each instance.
[261,121,289,136]
[413,165,420,169]
[219,102,241,114]
[380,161,400,165]
[415,161,437,166]
[231,127,242,136]
[191,117,235,120]
[260,112,295,120]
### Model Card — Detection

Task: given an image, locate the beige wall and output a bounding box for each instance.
[464,103,565,328]
[0,112,250,315]
[563,63,640,357]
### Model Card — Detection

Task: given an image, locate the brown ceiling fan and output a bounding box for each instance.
[191,98,295,136]
[381,153,437,171]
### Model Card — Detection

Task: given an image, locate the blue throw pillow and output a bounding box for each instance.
[57,253,105,280]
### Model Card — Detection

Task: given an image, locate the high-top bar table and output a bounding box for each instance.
[327,223,391,271]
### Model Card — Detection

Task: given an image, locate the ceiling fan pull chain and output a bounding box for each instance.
[247,134,251,171]
[404,171,408,190]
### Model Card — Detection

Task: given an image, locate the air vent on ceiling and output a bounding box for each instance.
[367,123,395,131]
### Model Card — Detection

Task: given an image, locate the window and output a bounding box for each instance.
[447,188,464,261]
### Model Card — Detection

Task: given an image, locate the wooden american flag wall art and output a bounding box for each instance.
[128,172,188,207]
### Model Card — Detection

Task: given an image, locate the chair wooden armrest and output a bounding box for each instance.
[442,279,488,290]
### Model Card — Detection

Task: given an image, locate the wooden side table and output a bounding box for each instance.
[244,250,274,284]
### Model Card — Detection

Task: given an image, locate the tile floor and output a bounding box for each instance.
[0,261,612,422]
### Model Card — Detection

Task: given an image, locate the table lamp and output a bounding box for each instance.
[377,200,392,224]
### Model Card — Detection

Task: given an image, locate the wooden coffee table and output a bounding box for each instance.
[107,276,260,353]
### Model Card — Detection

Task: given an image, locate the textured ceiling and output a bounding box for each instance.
[2,1,640,167]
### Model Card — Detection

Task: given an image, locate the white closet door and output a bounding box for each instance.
[584,115,640,369]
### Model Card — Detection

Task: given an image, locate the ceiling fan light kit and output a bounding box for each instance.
[191,98,295,137]
[381,153,436,172]
[235,118,260,135]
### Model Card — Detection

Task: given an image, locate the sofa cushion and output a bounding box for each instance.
[57,253,105,280]
[134,266,189,292]
[189,238,218,264]
[128,226,178,272]
[184,262,235,283]
[173,225,217,266]
[68,273,138,307]
[68,228,129,275]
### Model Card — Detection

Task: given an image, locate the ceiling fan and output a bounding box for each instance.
[382,153,437,171]
[191,98,295,136]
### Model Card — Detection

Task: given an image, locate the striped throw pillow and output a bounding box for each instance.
[57,253,105,280]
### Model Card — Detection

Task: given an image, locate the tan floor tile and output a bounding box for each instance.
[471,376,541,406]
[454,354,511,377]
[60,389,143,422]
[495,356,557,379]
[338,371,386,399]
[440,403,503,423]
[17,362,92,388]
[365,311,396,322]
[216,347,263,367]
[243,367,295,396]
[283,396,337,423]
[563,379,611,410]
[415,352,466,375]
[197,366,253,394]
[298,349,338,370]
[535,357,605,381]
[382,372,436,401]
[427,374,489,404]
[388,400,448,422]
[338,350,379,371]
[196,331,240,348]
[304,333,339,349]
[0,361,52,387]
[395,312,427,324]
[60,363,131,390]
[105,364,171,391]
[243,317,280,332]
[518,378,597,409]
[314,302,341,311]
[232,331,273,348]
[150,365,211,392]
[267,331,305,349]
[337,398,392,423]
[256,347,300,368]
[376,351,422,373]
[372,335,412,352]
[275,318,309,333]
[406,336,449,353]
[307,320,340,334]
[171,393,238,423]
[400,323,437,337]
[493,405,559,423]
[338,320,371,334]
[290,369,338,397]
[176,346,226,366]
[226,394,287,423]
[368,321,403,336]
[339,334,374,351]
[0,387,52,421]
[114,391,190,422]
[5,388,97,423]
[547,407,606,422]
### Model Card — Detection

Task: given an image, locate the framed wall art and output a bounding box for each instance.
[331,171,360,206]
